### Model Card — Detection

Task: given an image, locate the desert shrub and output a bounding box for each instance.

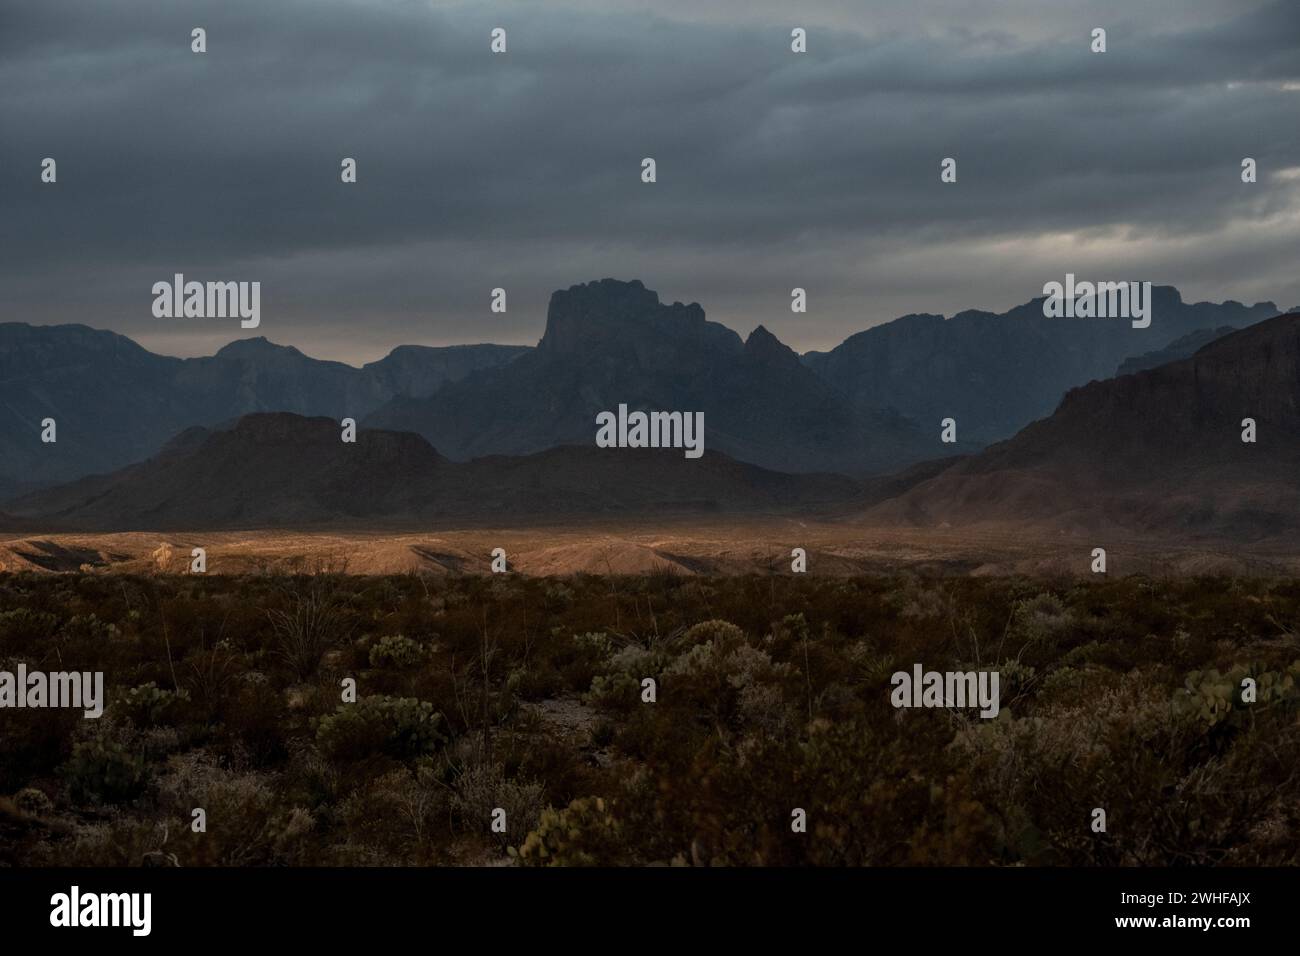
[451,762,544,849]
[584,643,670,715]
[316,695,444,763]
[152,752,316,866]
[994,659,1038,709]
[505,662,564,701]
[1006,592,1074,664]
[543,582,575,610]
[27,817,172,868]
[948,673,1281,865]
[0,608,60,651]
[61,613,118,642]
[1036,664,1114,702]
[793,719,996,866]
[513,796,624,866]
[681,619,745,646]
[0,674,83,792]
[899,587,950,621]
[368,634,425,669]
[335,765,444,859]
[585,671,642,714]
[663,629,793,731]
[557,630,618,691]
[63,736,148,804]
[218,678,290,766]
[115,681,191,726]
[178,640,243,715]
[736,680,794,735]
[1015,592,1070,631]
[845,640,897,685]
[607,643,655,675]
[508,733,599,806]
[13,787,54,817]
[573,631,613,661]
[266,579,350,678]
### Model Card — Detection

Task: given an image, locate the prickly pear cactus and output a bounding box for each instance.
[1177,661,1300,727]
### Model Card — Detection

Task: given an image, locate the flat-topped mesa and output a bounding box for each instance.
[213,337,305,360]
[209,412,445,459]
[537,279,740,367]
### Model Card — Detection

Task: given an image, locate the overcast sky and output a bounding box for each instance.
[2,0,1297,363]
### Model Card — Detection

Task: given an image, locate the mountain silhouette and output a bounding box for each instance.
[366,279,944,475]
[864,311,1300,540]
[7,413,862,530]
[802,288,1277,445]
[2,281,1279,495]
[0,322,527,494]
[1116,326,1238,376]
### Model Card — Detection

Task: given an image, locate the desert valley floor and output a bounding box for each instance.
[4,519,1299,577]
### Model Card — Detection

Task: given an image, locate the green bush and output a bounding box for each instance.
[316,695,444,762]
[0,608,60,647]
[585,672,642,712]
[513,797,623,866]
[572,631,613,661]
[62,737,148,804]
[1176,662,1300,728]
[682,619,745,646]
[115,681,191,726]
[368,634,426,669]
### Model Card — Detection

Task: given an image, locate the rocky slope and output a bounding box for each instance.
[366,279,940,475]
[0,322,527,489]
[7,413,863,530]
[864,312,1300,540]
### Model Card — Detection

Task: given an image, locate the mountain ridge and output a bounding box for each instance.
[5,412,865,531]
[862,311,1300,540]
[2,279,1280,490]
[802,286,1278,445]
[366,279,951,475]
[0,321,529,490]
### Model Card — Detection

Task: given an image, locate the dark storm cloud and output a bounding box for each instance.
[1,0,1297,361]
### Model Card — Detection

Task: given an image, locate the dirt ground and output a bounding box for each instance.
[3,518,1297,576]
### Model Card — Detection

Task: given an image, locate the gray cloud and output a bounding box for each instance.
[1,0,1297,362]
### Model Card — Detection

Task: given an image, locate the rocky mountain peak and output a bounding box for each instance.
[743,325,804,371]
[537,278,734,359]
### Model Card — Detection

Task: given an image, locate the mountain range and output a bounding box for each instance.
[366,279,942,475]
[1,279,1285,530]
[5,413,860,530]
[864,311,1300,540]
[1115,326,1238,376]
[801,286,1277,445]
[0,322,527,495]
[9,310,1300,543]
